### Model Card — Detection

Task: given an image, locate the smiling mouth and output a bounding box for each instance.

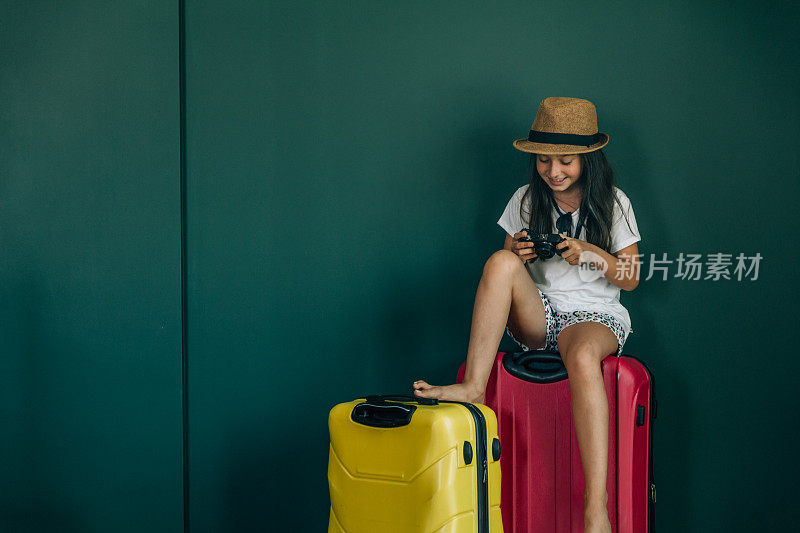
[549,177,567,184]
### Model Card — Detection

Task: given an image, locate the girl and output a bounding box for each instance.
[412,97,641,533]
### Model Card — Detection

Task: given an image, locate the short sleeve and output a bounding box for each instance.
[497,185,529,237]
[610,188,641,253]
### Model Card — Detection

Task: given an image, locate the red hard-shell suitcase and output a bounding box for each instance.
[457,351,656,532]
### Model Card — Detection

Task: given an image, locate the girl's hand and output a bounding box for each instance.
[556,233,592,266]
[512,230,538,263]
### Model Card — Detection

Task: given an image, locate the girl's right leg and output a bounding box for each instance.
[413,249,548,403]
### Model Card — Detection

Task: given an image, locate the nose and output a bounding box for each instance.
[547,162,561,178]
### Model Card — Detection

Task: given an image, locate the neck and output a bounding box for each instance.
[552,186,582,210]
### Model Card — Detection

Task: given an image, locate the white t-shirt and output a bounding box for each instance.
[497,185,641,335]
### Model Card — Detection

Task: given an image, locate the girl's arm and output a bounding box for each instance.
[591,242,641,291]
[556,236,641,291]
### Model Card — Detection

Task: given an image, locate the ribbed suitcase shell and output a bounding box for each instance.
[328,398,504,532]
[457,352,655,533]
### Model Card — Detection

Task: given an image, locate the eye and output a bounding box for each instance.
[561,159,573,165]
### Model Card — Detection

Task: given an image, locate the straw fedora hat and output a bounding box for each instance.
[513,97,610,155]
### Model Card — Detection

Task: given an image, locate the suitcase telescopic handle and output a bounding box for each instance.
[364,394,438,406]
[502,350,569,383]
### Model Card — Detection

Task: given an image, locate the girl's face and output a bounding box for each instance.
[536,153,582,192]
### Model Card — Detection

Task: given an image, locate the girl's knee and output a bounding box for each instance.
[484,249,526,278]
[560,341,605,373]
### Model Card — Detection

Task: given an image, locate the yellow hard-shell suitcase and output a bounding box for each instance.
[328,395,503,532]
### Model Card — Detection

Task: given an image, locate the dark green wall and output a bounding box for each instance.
[0,1,182,532]
[3,1,799,531]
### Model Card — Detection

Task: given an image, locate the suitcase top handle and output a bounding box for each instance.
[503,350,569,383]
[350,395,439,428]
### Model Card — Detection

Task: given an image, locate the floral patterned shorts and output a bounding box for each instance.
[506,289,629,356]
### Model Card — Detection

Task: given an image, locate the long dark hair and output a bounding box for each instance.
[519,149,631,253]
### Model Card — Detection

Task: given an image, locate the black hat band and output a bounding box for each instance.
[528,130,601,147]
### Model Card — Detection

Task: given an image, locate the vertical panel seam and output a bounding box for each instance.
[179,0,189,531]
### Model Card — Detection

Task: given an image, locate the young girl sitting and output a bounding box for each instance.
[413,97,641,533]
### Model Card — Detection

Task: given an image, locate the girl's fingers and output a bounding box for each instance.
[556,233,573,250]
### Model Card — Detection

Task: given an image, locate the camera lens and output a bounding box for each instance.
[536,245,555,259]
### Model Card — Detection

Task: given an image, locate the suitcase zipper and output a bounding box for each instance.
[624,355,657,532]
[447,402,489,533]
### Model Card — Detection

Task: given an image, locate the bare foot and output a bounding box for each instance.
[412,380,485,404]
[584,504,612,533]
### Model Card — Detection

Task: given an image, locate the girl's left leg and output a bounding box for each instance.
[556,321,619,533]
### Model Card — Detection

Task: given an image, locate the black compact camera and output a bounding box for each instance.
[518,232,567,260]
